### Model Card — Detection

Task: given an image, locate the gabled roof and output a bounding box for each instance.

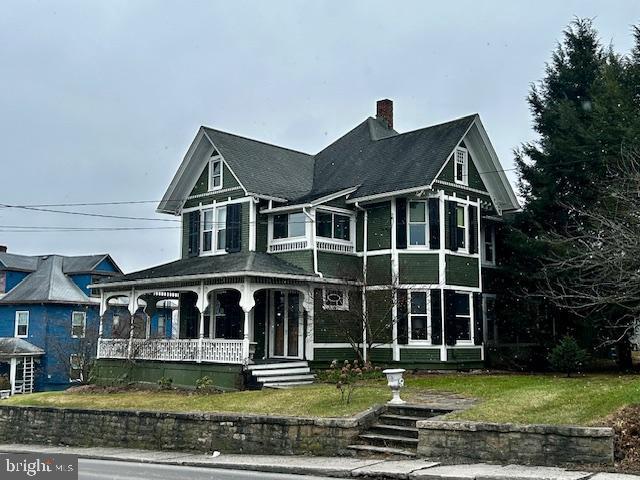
[95,252,318,286]
[0,252,121,275]
[157,110,519,215]
[0,256,95,305]
[0,338,45,357]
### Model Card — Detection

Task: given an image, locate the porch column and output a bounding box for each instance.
[242,310,251,362]
[9,358,16,395]
[97,290,107,359]
[239,280,256,365]
[197,283,206,363]
[303,289,314,361]
[127,288,136,359]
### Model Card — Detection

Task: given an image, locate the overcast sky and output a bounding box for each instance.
[1,1,638,272]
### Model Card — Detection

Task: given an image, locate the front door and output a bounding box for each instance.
[269,290,302,359]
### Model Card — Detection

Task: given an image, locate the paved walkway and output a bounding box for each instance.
[0,444,637,479]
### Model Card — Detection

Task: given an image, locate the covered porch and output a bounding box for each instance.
[0,338,44,397]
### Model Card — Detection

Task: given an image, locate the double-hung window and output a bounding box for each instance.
[409,291,430,342]
[408,201,428,246]
[71,311,86,338]
[202,206,227,253]
[69,354,83,381]
[454,148,468,186]
[273,212,306,239]
[316,211,351,241]
[15,311,29,337]
[456,204,467,250]
[454,292,473,344]
[209,158,223,191]
[482,224,496,265]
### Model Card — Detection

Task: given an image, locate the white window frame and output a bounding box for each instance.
[454,291,474,345]
[407,200,429,249]
[482,294,498,344]
[455,203,469,253]
[481,223,496,266]
[408,290,431,344]
[201,205,227,255]
[270,212,307,242]
[71,311,86,338]
[15,311,29,338]
[454,147,468,186]
[315,210,352,243]
[322,288,349,311]
[69,354,83,382]
[208,157,223,192]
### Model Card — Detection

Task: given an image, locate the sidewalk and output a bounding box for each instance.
[0,444,637,480]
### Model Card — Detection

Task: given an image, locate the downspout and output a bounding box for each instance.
[303,207,323,278]
[355,202,368,363]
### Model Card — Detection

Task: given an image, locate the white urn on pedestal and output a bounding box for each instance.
[382,368,406,405]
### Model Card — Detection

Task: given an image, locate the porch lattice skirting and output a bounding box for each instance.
[97,338,244,364]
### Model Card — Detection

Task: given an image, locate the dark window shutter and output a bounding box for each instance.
[396,198,407,249]
[443,289,457,346]
[396,289,408,345]
[430,289,442,345]
[188,210,200,257]
[225,204,242,253]
[446,201,458,252]
[428,198,440,249]
[469,205,478,254]
[473,292,483,345]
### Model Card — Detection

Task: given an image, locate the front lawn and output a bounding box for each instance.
[4,373,640,425]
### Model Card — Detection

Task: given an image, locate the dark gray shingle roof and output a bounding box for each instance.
[203,127,315,200]
[0,338,45,357]
[0,256,94,305]
[0,253,38,272]
[97,252,317,285]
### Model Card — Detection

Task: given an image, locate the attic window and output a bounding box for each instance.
[209,158,223,191]
[454,148,468,186]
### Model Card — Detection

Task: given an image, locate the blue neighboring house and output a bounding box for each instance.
[0,248,123,393]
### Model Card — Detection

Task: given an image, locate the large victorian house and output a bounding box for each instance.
[92,100,519,389]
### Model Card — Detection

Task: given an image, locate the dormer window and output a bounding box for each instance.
[209,158,223,191]
[454,147,468,186]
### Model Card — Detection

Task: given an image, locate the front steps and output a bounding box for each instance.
[246,361,315,388]
[348,404,450,457]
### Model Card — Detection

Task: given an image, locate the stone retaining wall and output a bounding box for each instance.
[0,405,381,456]
[417,420,614,466]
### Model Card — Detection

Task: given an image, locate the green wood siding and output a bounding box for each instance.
[369,348,393,363]
[400,348,441,362]
[240,204,250,252]
[398,253,439,284]
[445,254,479,287]
[190,162,241,196]
[313,347,357,364]
[367,202,391,250]
[367,289,393,343]
[318,252,362,280]
[447,348,482,362]
[366,255,391,285]
[271,251,314,273]
[256,211,268,252]
[356,211,364,251]
[313,287,362,343]
[181,213,189,258]
[437,151,488,192]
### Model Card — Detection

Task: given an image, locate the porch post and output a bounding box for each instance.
[197,283,205,363]
[239,280,256,365]
[242,310,251,363]
[9,357,17,395]
[97,290,107,359]
[303,288,314,361]
[127,288,136,359]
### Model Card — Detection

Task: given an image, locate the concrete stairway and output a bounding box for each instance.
[348,404,450,457]
[247,361,315,388]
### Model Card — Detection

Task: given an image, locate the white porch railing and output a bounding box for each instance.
[268,240,308,253]
[316,239,355,253]
[97,338,244,364]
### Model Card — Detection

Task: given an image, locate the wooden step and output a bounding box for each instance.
[252,367,310,377]
[255,374,315,383]
[246,361,308,371]
[347,444,417,457]
[368,423,419,438]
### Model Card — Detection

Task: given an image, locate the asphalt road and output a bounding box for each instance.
[79,458,335,480]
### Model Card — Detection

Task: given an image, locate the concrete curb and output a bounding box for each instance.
[0,445,637,480]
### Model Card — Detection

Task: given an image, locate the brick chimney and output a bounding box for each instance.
[376,99,393,129]
[0,246,6,253]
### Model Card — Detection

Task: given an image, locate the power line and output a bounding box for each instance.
[0,204,180,223]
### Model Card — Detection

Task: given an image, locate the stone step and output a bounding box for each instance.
[262,380,314,388]
[246,361,308,371]
[368,423,419,439]
[358,433,419,449]
[386,404,450,419]
[251,367,311,377]
[347,444,417,457]
[255,374,315,383]
[378,414,422,427]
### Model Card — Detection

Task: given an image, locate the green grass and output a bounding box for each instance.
[5,374,640,425]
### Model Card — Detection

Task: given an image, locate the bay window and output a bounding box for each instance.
[316,211,351,241]
[409,290,430,342]
[202,206,227,253]
[273,212,306,239]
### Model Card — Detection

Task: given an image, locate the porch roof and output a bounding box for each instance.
[0,338,45,358]
[92,252,336,289]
